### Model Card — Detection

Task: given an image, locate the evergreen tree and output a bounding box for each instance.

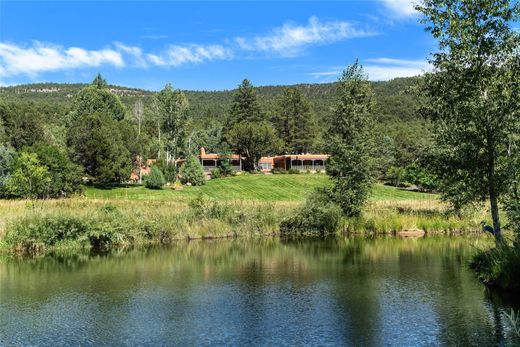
[227,79,263,127]
[70,74,126,121]
[180,155,205,186]
[416,0,520,242]
[274,87,318,154]
[228,121,281,171]
[0,101,46,150]
[327,61,375,217]
[145,166,166,189]
[67,112,132,183]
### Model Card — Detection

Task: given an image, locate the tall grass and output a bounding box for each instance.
[471,244,520,291]
[0,197,286,254]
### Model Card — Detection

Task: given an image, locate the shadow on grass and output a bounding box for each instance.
[91,183,142,190]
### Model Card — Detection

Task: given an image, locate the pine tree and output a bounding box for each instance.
[326,61,375,217]
[145,166,166,189]
[70,74,126,121]
[227,79,263,127]
[274,87,318,154]
[180,155,205,186]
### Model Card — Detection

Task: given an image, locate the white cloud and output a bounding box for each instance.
[146,44,232,67]
[0,17,380,80]
[236,16,375,57]
[308,58,430,82]
[114,42,147,68]
[365,58,430,80]
[381,0,418,18]
[0,41,124,77]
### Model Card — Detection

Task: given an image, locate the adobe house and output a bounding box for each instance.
[272,154,328,171]
[198,147,242,172]
[132,150,329,180]
[198,148,328,173]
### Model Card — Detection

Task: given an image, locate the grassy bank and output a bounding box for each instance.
[85,174,436,202]
[0,174,485,254]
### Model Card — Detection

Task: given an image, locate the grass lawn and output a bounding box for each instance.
[85,174,437,202]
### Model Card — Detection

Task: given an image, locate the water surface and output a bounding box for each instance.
[1,236,518,346]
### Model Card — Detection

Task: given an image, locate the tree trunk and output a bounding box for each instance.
[487,135,504,244]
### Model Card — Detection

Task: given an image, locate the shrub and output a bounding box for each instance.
[155,159,178,182]
[280,188,343,235]
[180,155,205,186]
[386,166,407,187]
[145,166,166,189]
[471,245,520,292]
[272,168,287,174]
[25,144,84,197]
[211,168,222,179]
[4,152,51,199]
[288,168,300,174]
[4,215,89,252]
[405,163,438,192]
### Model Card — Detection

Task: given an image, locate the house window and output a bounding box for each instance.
[259,162,272,170]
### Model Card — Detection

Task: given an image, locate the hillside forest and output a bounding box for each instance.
[0,73,434,198]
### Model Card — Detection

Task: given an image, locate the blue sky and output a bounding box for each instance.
[0,1,436,90]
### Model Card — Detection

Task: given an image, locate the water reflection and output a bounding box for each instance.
[1,236,518,346]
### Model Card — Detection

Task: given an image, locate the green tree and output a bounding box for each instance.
[274,87,318,154]
[25,144,84,197]
[180,155,205,186]
[70,74,126,121]
[228,121,281,171]
[0,144,15,197]
[67,112,132,183]
[416,0,520,242]
[145,166,166,189]
[227,79,263,128]
[155,84,189,164]
[326,61,376,217]
[5,152,51,199]
[386,166,406,187]
[0,101,46,150]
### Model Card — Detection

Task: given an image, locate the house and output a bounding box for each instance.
[198,148,328,173]
[132,149,329,180]
[272,154,328,171]
[199,147,242,172]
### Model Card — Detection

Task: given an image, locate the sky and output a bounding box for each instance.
[0,1,437,91]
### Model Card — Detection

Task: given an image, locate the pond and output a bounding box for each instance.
[1,236,519,346]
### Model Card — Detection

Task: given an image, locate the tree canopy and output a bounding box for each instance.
[326,61,376,217]
[417,0,520,241]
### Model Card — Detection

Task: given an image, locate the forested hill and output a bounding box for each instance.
[0,77,429,166]
[0,77,420,124]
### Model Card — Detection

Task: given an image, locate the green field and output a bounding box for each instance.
[85,174,437,202]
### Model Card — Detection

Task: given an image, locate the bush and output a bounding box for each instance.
[25,144,84,197]
[386,166,407,187]
[4,215,89,252]
[145,166,166,189]
[155,159,178,182]
[180,155,205,186]
[405,163,438,191]
[211,168,222,179]
[4,152,51,199]
[280,188,343,235]
[272,168,287,174]
[288,168,300,174]
[471,245,520,292]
